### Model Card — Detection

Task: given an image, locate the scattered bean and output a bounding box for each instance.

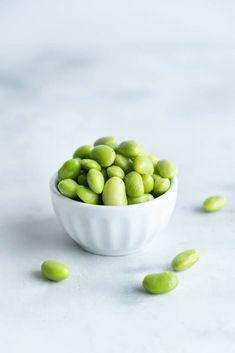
[203,196,227,212]
[143,272,178,294]
[171,249,200,271]
[41,260,70,282]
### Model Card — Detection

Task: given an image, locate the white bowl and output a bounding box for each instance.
[50,174,178,256]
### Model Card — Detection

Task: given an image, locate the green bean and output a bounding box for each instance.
[128,194,154,205]
[107,165,125,179]
[94,136,117,148]
[73,145,92,159]
[149,155,158,172]
[80,159,101,171]
[77,174,88,186]
[117,140,141,158]
[87,168,104,194]
[203,196,227,212]
[133,156,154,175]
[76,186,100,204]
[143,272,179,294]
[114,154,133,173]
[41,260,70,281]
[171,249,200,271]
[152,174,170,196]
[156,160,177,179]
[102,177,128,206]
[57,179,79,199]
[58,159,81,181]
[124,171,144,197]
[142,174,154,193]
[91,145,116,167]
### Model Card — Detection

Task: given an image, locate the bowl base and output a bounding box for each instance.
[74,236,157,257]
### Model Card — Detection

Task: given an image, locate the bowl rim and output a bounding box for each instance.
[50,173,178,209]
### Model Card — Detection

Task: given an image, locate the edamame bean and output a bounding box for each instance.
[152,174,159,181]
[149,155,158,172]
[73,145,92,159]
[124,171,144,197]
[77,174,88,186]
[203,196,227,212]
[171,249,200,271]
[41,260,70,281]
[54,137,178,206]
[128,194,154,205]
[133,156,154,175]
[57,179,79,199]
[91,145,116,167]
[101,168,108,182]
[81,159,101,171]
[114,154,132,173]
[76,186,100,204]
[117,140,140,158]
[102,177,127,206]
[143,272,178,294]
[58,159,81,181]
[94,136,117,148]
[87,168,104,194]
[152,174,170,196]
[142,174,154,193]
[107,165,125,179]
[156,160,177,179]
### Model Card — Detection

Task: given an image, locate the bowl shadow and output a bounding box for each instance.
[5,216,91,258]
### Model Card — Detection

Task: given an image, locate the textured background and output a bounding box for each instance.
[1,1,235,352]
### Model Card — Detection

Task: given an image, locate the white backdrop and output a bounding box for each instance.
[1,0,235,62]
[0,2,235,353]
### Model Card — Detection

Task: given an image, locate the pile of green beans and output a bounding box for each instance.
[57,137,177,205]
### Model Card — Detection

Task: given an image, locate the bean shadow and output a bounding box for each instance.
[193,206,206,214]
[123,283,147,300]
[30,270,46,282]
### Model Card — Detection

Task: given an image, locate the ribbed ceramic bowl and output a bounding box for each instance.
[50,174,178,256]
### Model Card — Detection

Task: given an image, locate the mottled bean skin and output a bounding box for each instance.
[58,159,81,181]
[171,249,200,271]
[133,156,154,175]
[124,171,144,197]
[87,168,104,194]
[107,165,125,179]
[73,145,92,159]
[94,136,117,148]
[143,272,179,294]
[152,174,170,196]
[156,160,177,179]
[203,196,227,212]
[128,194,154,205]
[91,145,116,167]
[102,177,127,206]
[57,179,79,199]
[41,260,70,281]
[76,186,100,204]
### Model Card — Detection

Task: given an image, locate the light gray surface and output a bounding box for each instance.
[1,1,235,352]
